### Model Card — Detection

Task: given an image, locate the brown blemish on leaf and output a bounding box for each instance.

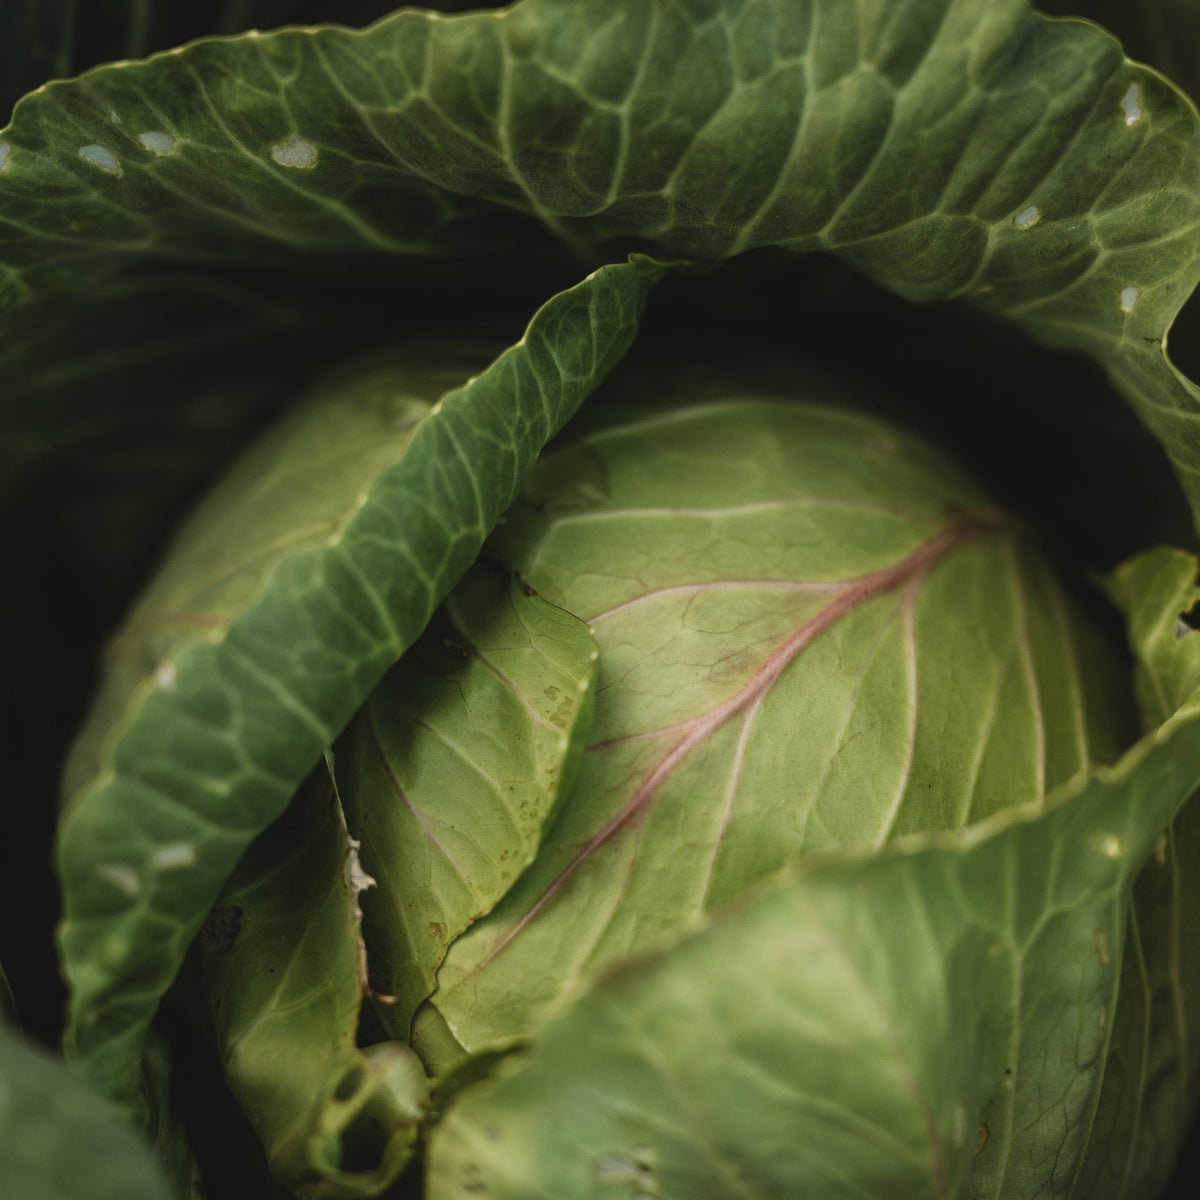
[199,905,243,953]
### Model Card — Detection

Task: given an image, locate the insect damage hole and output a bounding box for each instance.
[269,135,318,169]
[151,841,196,870]
[137,131,177,155]
[334,1063,366,1102]
[95,862,141,897]
[78,144,122,175]
[1012,204,1040,230]
[1120,82,1145,127]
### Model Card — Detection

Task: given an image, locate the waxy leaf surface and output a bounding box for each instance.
[427,715,1200,1200]
[1070,548,1200,1198]
[338,564,598,1038]
[4,0,1200,520]
[425,393,1135,1049]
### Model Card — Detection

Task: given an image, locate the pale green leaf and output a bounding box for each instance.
[182,761,428,1198]
[338,562,598,1039]
[1072,802,1200,1200]
[1069,546,1200,1198]
[424,381,1136,1051]
[1107,547,1200,728]
[426,716,1200,1200]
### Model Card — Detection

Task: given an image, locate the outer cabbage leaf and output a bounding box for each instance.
[420,389,1136,1051]
[426,715,1200,1200]
[0,1019,172,1200]
[56,257,655,1104]
[1068,549,1200,1198]
[5,0,1200,518]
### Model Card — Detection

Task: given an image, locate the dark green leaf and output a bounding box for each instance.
[57,256,656,1105]
[0,1022,172,1200]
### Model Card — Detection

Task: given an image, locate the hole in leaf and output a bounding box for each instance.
[1176,599,1200,638]
[338,1106,389,1175]
[334,1063,365,1102]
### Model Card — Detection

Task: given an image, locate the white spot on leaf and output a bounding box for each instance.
[0,140,13,174]
[95,863,141,897]
[1119,285,1140,313]
[78,144,122,175]
[1095,833,1123,859]
[1094,927,1111,967]
[151,841,196,870]
[154,661,178,692]
[269,135,318,169]
[1120,82,1144,126]
[137,131,177,156]
[1155,832,1169,865]
[1012,204,1040,230]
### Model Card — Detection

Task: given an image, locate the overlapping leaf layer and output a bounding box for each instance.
[4,1,1200,1198]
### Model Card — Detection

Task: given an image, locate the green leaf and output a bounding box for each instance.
[338,562,598,1040]
[183,759,428,1198]
[1036,2,1200,112]
[422,384,1136,1051]
[6,0,1200,517]
[1072,799,1200,1200]
[56,256,656,1105]
[1069,547,1200,1198]
[0,1022,172,1200]
[1106,547,1200,728]
[426,717,1200,1200]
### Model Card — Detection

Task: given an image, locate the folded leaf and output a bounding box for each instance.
[57,256,656,1105]
[338,563,598,1039]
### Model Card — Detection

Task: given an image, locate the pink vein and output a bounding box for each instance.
[472,520,981,972]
